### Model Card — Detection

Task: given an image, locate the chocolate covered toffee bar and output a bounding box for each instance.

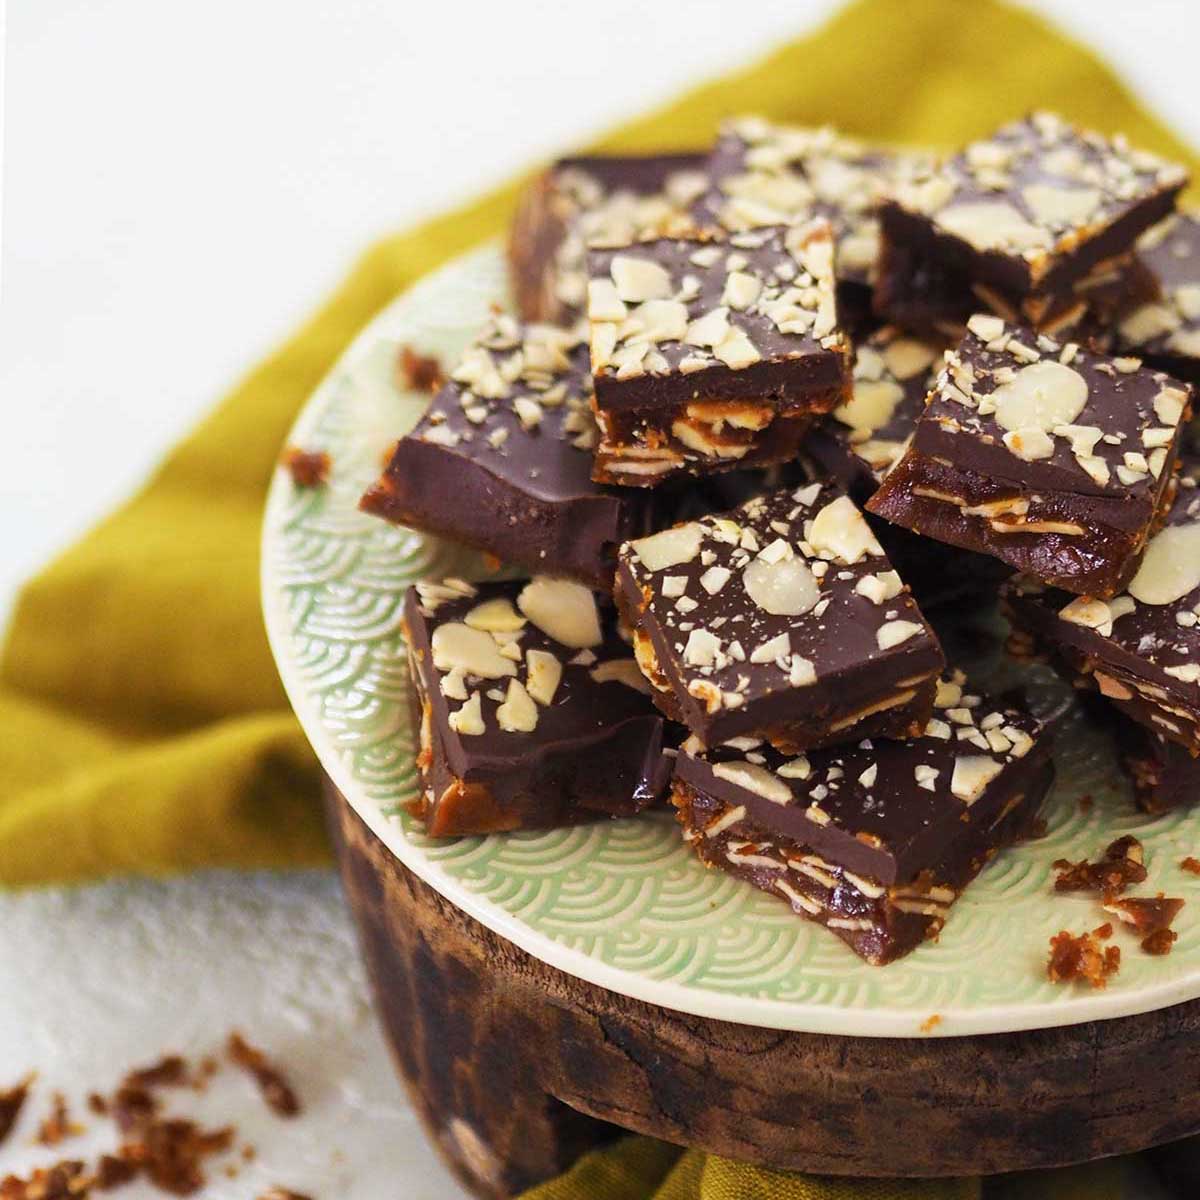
[803,325,947,502]
[402,577,669,836]
[875,112,1187,336]
[614,480,943,751]
[1004,460,1200,758]
[672,672,1055,964]
[693,117,932,330]
[867,315,1192,597]
[1114,212,1200,386]
[361,316,650,590]
[587,221,851,485]
[509,153,708,324]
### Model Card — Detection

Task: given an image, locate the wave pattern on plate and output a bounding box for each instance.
[261,241,1200,1035]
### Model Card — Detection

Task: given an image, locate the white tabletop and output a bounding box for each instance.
[2,2,1199,1195]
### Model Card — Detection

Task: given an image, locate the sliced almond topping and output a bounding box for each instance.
[611,254,672,302]
[525,648,562,705]
[447,692,485,736]
[808,495,883,563]
[1128,522,1200,605]
[431,622,518,680]
[629,523,704,571]
[749,632,791,664]
[517,577,603,648]
[587,278,628,321]
[967,313,1006,342]
[712,760,793,805]
[876,619,924,650]
[721,270,762,310]
[742,557,820,617]
[1154,384,1188,428]
[590,658,651,693]
[835,379,904,436]
[496,678,538,733]
[464,597,527,633]
[950,755,1003,804]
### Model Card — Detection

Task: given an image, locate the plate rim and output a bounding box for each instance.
[261,240,1200,1038]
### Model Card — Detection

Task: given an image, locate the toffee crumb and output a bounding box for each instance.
[1105,894,1185,955]
[125,1057,188,1091]
[0,1075,34,1149]
[258,1189,315,1200]
[227,1033,300,1118]
[1053,834,1146,896]
[36,1092,80,1146]
[281,447,331,489]
[397,345,444,394]
[1047,929,1121,988]
[1182,856,1200,876]
[919,1014,942,1033]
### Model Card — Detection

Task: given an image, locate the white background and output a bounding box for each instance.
[1,2,1199,1196]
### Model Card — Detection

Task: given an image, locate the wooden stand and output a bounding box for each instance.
[325,780,1200,1200]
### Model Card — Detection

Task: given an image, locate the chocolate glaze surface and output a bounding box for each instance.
[675,672,1051,886]
[1115,212,1200,385]
[587,222,850,485]
[361,316,650,589]
[868,316,1192,596]
[616,480,943,748]
[508,152,709,324]
[403,579,669,836]
[876,112,1186,317]
[1003,460,1200,755]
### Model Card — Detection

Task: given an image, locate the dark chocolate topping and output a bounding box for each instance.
[694,117,933,287]
[676,672,1049,886]
[404,578,661,781]
[587,221,848,397]
[1117,212,1200,366]
[617,480,942,738]
[913,315,1190,502]
[890,112,1188,294]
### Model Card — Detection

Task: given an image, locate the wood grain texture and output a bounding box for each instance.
[325,780,1200,1199]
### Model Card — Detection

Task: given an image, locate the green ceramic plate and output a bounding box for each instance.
[262,242,1200,1037]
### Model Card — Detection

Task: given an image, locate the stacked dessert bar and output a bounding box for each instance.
[361,111,1196,965]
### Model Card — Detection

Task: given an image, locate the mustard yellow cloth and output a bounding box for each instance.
[2,0,1197,1195]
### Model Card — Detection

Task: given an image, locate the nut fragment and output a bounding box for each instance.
[448,692,486,736]
[525,649,562,705]
[590,658,651,693]
[610,255,672,302]
[517,578,603,648]
[431,623,518,679]
[742,557,820,617]
[1128,522,1200,605]
[992,361,1089,437]
[496,679,538,733]
[950,755,1003,804]
[808,496,883,563]
[630,523,704,571]
[711,761,793,805]
[463,598,527,633]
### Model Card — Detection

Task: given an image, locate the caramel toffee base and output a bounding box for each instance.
[615,577,938,751]
[590,389,838,488]
[406,644,667,839]
[868,450,1173,599]
[671,777,1049,965]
